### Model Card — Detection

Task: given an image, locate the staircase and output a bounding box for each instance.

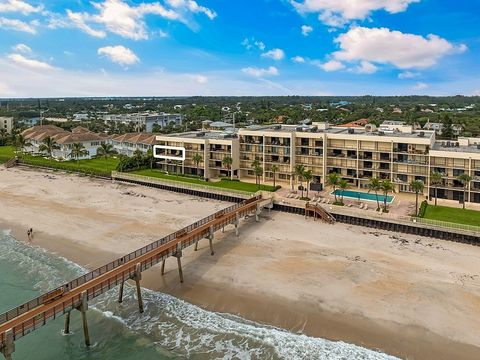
[4,157,18,169]
[305,203,336,224]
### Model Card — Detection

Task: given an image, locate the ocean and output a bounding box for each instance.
[0,228,399,360]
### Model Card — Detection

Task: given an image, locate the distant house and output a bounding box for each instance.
[103,112,184,132]
[392,107,403,114]
[22,125,105,160]
[423,120,463,136]
[111,133,158,156]
[339,118,369,128]
[73,113,90,121]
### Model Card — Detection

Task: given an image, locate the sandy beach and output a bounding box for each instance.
[1,167,480,359]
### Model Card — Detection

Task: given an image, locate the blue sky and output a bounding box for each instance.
[0,0,478,97]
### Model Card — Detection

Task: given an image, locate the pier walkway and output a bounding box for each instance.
[0,195,271,359]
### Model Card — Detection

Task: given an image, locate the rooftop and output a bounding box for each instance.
[162,130,237,140]
[432,141,480,154]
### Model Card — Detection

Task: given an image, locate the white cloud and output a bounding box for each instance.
[98,45,139,66]
[398,71,420,79]
[242,38,265,51]
[333,27,467,69]
[292,0,420,27]
[64,0,215,41]
[292,56,305,63]
[0,0,43,14]
[316,59,345,72]
[355,60,377,74]
[242,66,279,78]
[261,48,285,60]
[0,17,36,33]
[301,24,313,36]
[7,53,54,70]
[413,82,428,90]
[193,74,208,84]
[12,43,31,53]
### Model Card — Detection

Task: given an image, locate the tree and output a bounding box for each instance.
[380,179,395,212]
[410,180,425,216]
[303,169,313,198]
[97,142,116,169]
[0,128,7,146]
[457,173,472,209]
[294,164,306,196]
[327,172,340,202]
[254,165,263,189]
[192,153,202,176]
[14,134,31,154]
[146,148,154,169]
[251,159,261,185]
[133,149,144,169]
[39,136,60,157]
[339,179,349,204]
[271,164,279,187]
[441,114,454,139]
[69,143,89,162]
[367,177,381,211]
[430,171,443,206]
[222,155,233,179]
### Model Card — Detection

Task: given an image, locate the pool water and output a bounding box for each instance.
[332,189,394,204]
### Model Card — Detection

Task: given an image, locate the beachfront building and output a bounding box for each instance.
[21,125,105,160]
[103,112,184,132]
[111,133,158,156]
[0,116,13,134]
[154,131,239,179]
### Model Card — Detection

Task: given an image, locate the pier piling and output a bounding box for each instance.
[161,259,166,275]
[133,264,144,313]
[235,212,240,236]
[174,249,184,283]
[118,281,124,303]
[64,311,71,334]
[1,329,15,360]
[209,226,215,255]
[79,291,90,347]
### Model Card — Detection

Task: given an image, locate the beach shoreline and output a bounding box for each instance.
[2,167,480,359]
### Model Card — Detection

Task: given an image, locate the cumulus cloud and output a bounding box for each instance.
[12,43,31,53]
[63,0,215,41]
[0,17,36,33]
[301,24,313,36]
[332,27,467,69]
[242,66,279,78]
[355,61,377,74]
[292,0,420,27]
[413,82,428,90]
[98,45,139,66]
[316,59,345,72]
[0,0,43,14]
[242,38,265,51]
[7,53,54,70]
[292,56,305,63]
[398,71,420,79]
[261,48,285,61]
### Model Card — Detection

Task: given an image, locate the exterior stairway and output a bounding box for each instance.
[305,203,336,224]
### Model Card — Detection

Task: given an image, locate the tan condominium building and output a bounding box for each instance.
[156,123,480,204]
[0,117,13,134]
[154,131,239,179]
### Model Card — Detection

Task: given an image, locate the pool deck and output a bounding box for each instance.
[331,190,395,204]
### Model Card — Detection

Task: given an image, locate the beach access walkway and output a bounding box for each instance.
[0,195,272,360]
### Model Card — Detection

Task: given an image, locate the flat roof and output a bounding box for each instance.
[161,130,237,140]
[432,142,480,154]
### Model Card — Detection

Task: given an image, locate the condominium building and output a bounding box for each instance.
[111,133,158,156]
[103,112,184,132]
[154,131,239,179]
[0,117,13,134]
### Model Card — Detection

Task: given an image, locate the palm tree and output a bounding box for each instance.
[251,159,261,185]
[222,155,233,179]
[410,180,424,216]
[271,164,279,187]
[303,169,313,198]
[39,136,60,157]
[254,165,263,189]
[430,171,443,206]
[133,149,144,169]
[294,164,306,196]
[14,134,31,154]
[192,153,202,176]
[69,143,89,162]
[339,179,349,204]
[97,142,116,169]
[380,179,395,212]
[327,172,340,202]
[457,173,472,209]
[367,177,381,211]
[0,128,7,146]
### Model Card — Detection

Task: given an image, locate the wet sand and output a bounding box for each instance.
[1,167,480,359]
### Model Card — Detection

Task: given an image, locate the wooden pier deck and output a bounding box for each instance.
[0,195,269,359]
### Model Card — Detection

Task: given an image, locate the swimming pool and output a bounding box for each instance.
[332,189,395,204]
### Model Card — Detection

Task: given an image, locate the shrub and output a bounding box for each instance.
[418,200,428,218]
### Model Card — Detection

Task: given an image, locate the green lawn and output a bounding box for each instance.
[132,169,277,193]
[0,146,14,164]
[20,155,119,177]
[423,204,480,227]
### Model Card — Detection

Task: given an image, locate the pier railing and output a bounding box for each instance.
[0,195,262,330]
